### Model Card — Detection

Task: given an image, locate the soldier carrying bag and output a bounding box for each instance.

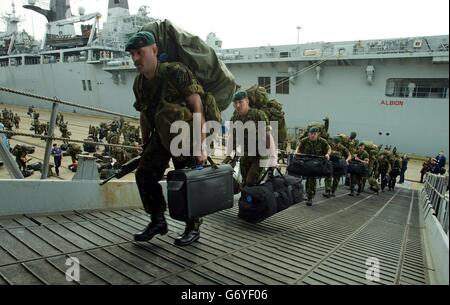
[167,157,234,222]
[287,154,333,178]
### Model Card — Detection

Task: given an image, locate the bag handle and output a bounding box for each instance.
[296,153,326,160]
[258,167,287,185]
[207,156,219,170]
[189,157,219,170]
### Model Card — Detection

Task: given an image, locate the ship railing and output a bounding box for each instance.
[0,86,139,180]
[421,173,449,234]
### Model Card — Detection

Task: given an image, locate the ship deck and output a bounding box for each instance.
[0,186,429,285]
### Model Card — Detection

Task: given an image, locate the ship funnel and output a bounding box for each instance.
[366,65,375,85]
[108,0,129,10]
[23,0,73,22]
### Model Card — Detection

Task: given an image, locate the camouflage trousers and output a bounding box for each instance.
[240,156,264,188]
[306,177,317,199]
[380,172,389,191]
[135,135,202,230]
[350,174,364,193]
[325,176,341,193]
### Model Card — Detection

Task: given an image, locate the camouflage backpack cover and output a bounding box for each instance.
[243,85,288,146]
[140,19,237,112]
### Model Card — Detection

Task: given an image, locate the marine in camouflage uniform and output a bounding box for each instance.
[59,122,71,144]
[2,108,8,121]
[377,153,391,192]
[296,127,331,206]
[349,143,370,196]
[347,132,359,155]
[368,152,380,194]
[67,144,82,164]
[127,31,209,246]
[13,114,20,129]
[324,137,351,197]
[228,90,271,188]
[388,153,401,191]
[365,148,380,194]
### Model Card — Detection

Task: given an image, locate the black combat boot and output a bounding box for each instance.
[330,192,336,197]
[349,190,355,196]
[174,221,200,247]
[134,213,168,242]
[306,198,313,206]
[323,191,331,198]
[357,186,362,196]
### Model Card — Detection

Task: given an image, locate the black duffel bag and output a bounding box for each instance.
[390,167,400,176]
[239,168,304,223]
[238,182,278,224]
[167,158,234,222]
[268,168,304,208]
[348,160,369,177]
[83,139,97,153]
[331,158,348,177]
[22,169,34,177]
[287,154,333,178]
[27,162,42,171]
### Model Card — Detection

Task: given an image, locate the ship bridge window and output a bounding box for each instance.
[82,80,87,91]
[385,78,449,99]
[25,57,40,65]
[280,52,290,58]
[276,77,290,94]
[258,77,271,94]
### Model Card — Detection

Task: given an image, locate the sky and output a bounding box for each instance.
[0,0,448,49]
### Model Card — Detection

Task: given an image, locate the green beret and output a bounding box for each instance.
[125,31,156,52]
[350,132,357,139]
[309,127,320,133]
[233,90,247,102]
[358,142,365,147]
[333,136,341,144]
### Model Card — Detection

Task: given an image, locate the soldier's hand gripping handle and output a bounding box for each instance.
[100,155,142,186]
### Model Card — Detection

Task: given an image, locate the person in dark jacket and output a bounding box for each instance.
[399,155,409,184]
[435,151,446,170]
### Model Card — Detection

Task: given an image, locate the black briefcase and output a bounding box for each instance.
[167,158,234,221]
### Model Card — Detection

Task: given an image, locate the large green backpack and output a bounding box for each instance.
[140,20,237,112]
[244,85,288,146]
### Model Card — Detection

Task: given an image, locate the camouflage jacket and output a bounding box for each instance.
[330,144,350,161]
[230,108,269,157]
[133,61,205,132]
[353,150,369,162]
[378,158,391,174]
[296,137,330,156]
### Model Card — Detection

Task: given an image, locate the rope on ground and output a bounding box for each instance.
[0,130,140,150]
[0,86,139,120]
